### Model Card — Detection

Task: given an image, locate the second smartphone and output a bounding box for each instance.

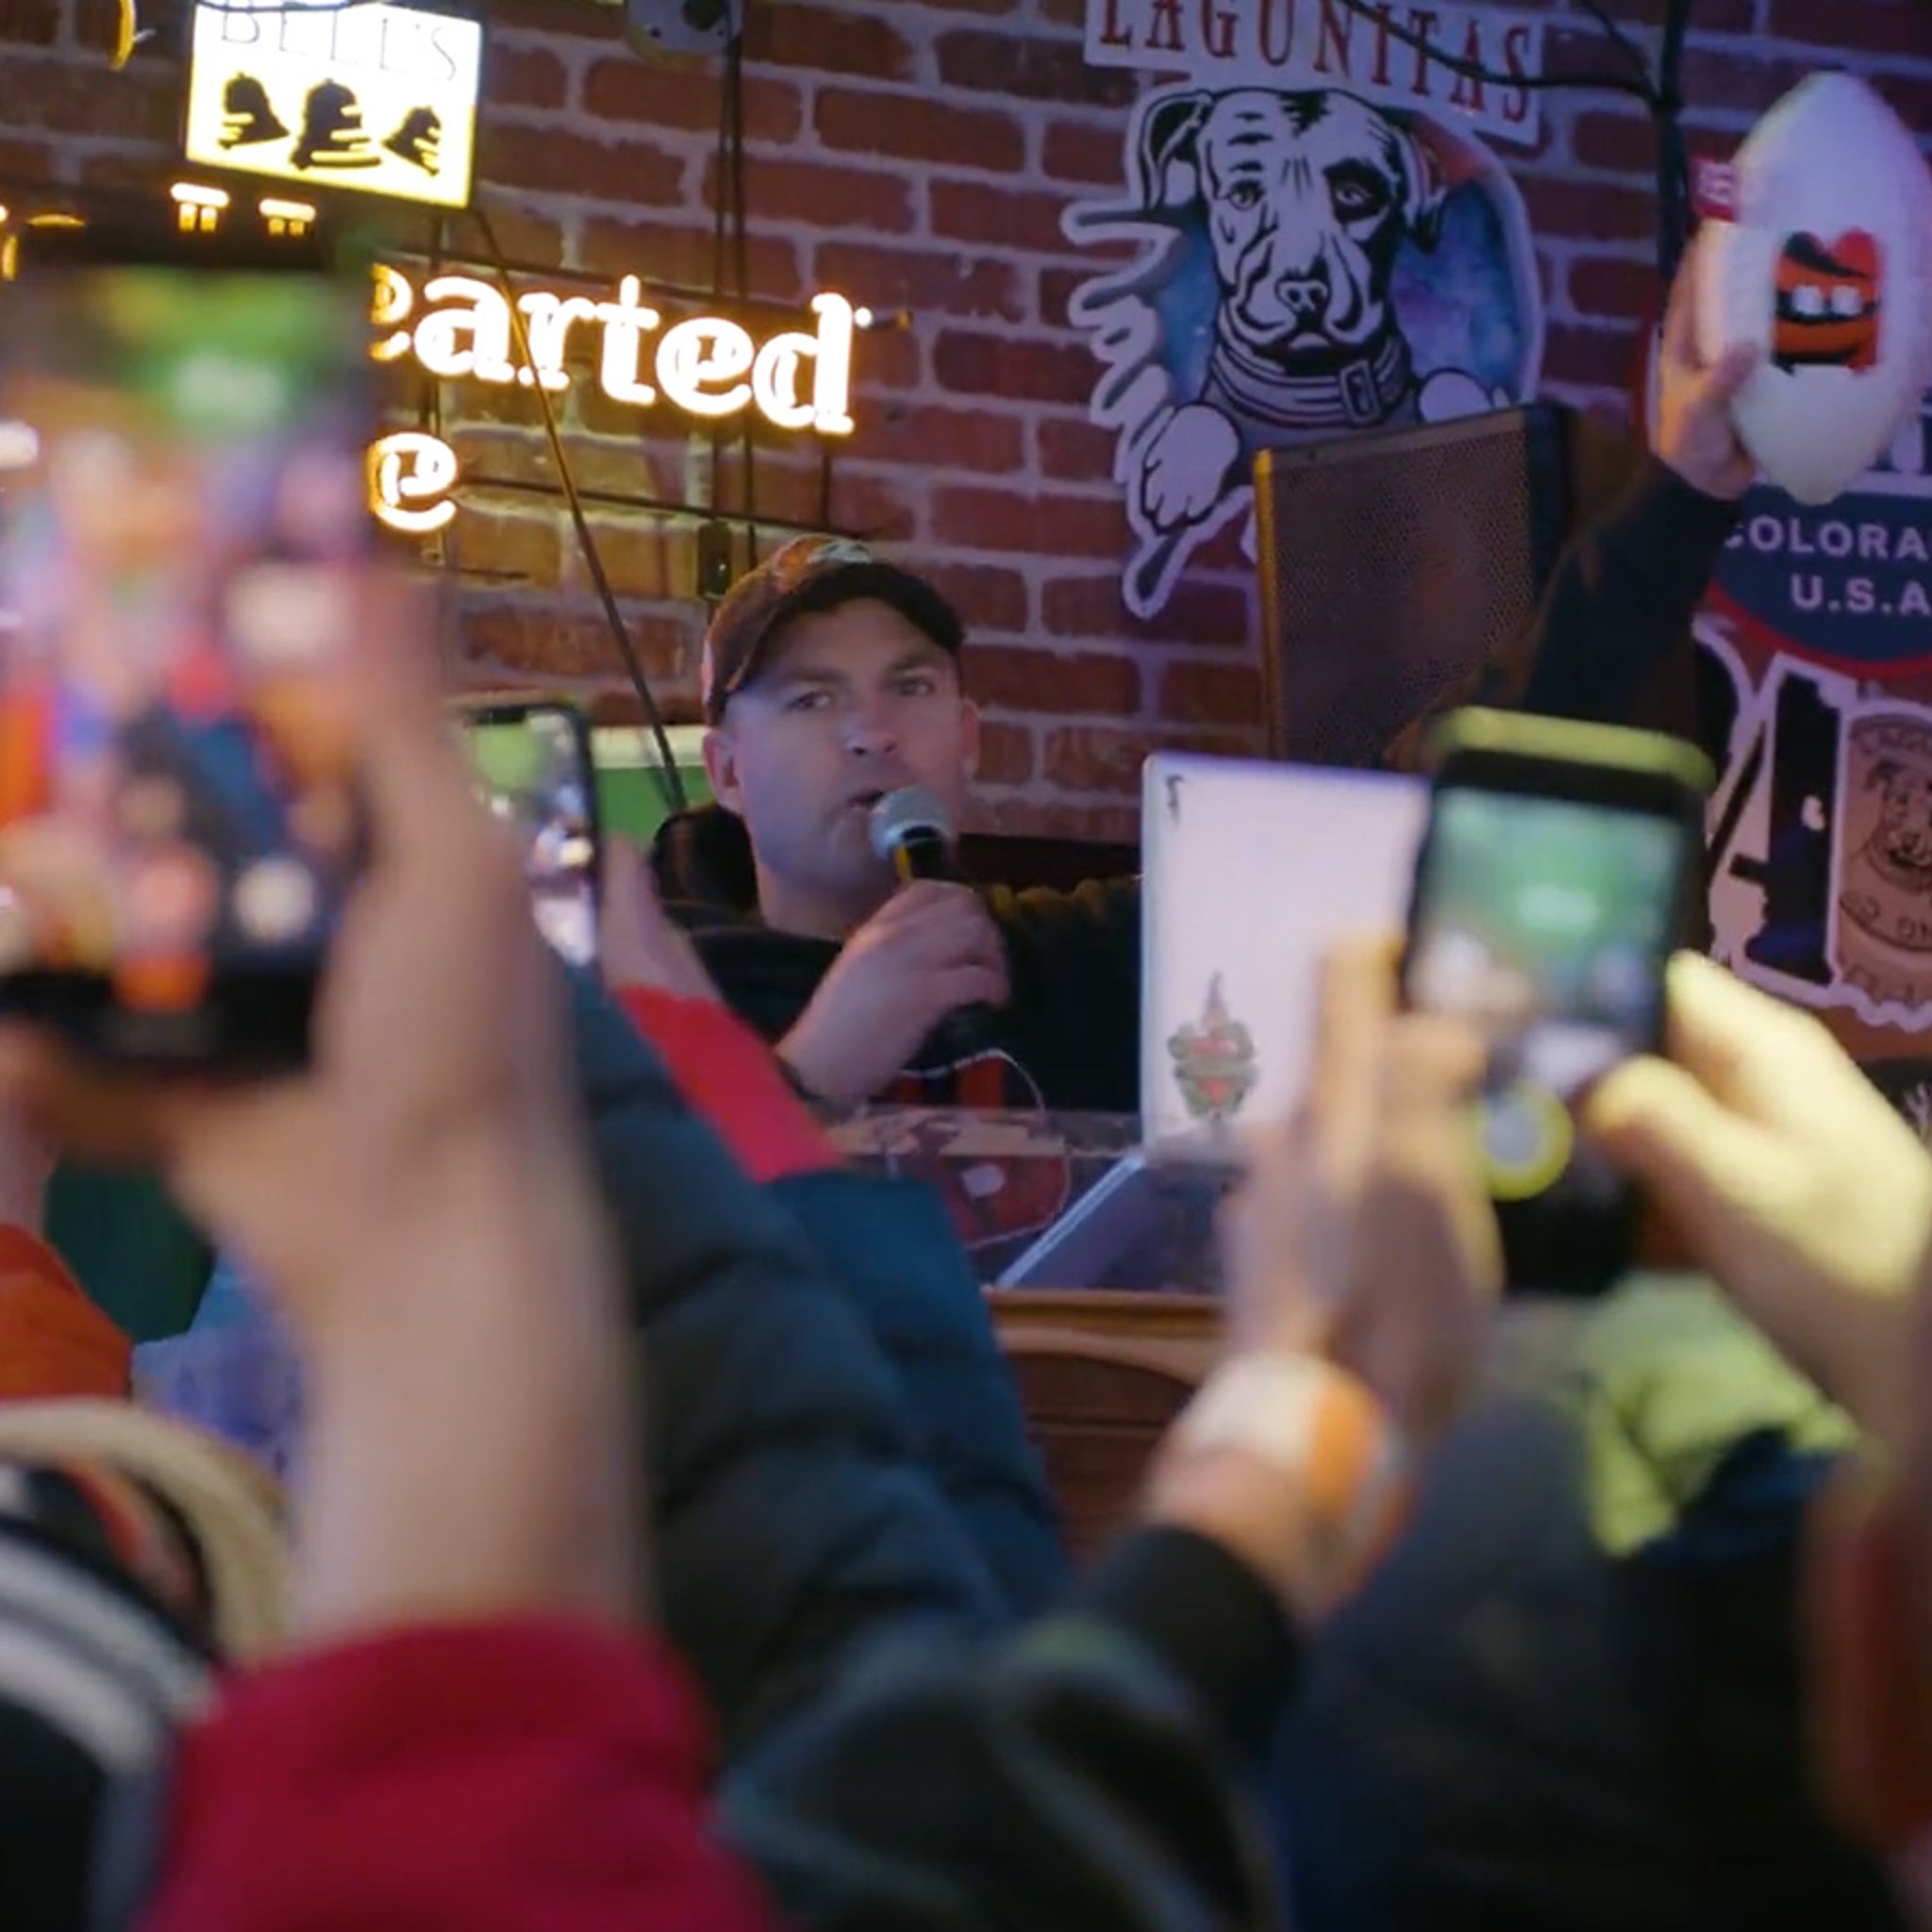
[455,697,602,971]
[1403,709,1712,1296]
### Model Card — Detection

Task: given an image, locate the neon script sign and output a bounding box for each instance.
[366,265,860,534]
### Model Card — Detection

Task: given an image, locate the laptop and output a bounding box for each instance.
[996,753,1425,1290]
[1140,751,1427,1158]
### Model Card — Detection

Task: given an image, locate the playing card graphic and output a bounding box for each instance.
[1167,974,1258,1123]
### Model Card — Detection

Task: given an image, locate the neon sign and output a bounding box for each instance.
[366,266,861,535]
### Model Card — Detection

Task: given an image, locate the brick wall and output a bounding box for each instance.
[0,0,1927,841]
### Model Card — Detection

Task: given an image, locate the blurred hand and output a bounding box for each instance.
[0,577,638,1639]
[1146,938,1500,1623]
[1655,230,1759,501]
[779,880,1008,1105]
[598,836,720,1004]
[1218,938,1500,1444]
[1586,953,1932,1445]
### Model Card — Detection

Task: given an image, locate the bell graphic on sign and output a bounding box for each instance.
[218,74,288,149]
[292,80,381,172]
[384,106,442,175]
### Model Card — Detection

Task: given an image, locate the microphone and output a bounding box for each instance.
[868,786,999,1065]
[869,784,965,887]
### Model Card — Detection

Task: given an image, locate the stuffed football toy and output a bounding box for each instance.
[1700,71,1932,505]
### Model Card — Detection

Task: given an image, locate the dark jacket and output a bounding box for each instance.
[566,971,1008,1758]
[767,1168,1068,1620]
[657,458,1739,1117]
[722,1527,1297,1932]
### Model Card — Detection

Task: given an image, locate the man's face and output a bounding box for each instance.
[704,598,979,930]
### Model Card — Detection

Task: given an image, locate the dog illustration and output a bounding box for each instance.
[1130,89,1488,537]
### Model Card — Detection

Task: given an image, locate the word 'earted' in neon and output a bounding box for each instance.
[372,265,859,437]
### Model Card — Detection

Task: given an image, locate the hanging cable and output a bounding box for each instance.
[1325,0,1691,284]
[470,202,688,814]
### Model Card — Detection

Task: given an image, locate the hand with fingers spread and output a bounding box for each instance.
[0,576,638,1642]
[1146,938,1501,1624]
[778,879,1009,1105]
[1656,229,1761,501]
[1586,952,1932,1445]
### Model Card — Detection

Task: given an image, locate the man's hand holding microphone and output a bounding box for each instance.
[778,788,1008,1107]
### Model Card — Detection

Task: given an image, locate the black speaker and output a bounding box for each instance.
[1254,403,1645,769]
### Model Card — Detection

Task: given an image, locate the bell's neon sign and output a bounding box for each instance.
[366,264,860,535]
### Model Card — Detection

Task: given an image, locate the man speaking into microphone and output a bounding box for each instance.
[653,535,1141,1119]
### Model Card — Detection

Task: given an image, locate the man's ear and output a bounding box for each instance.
[1807,1475,1932,1850]
[702,724,746,818]
[959,698,982,782]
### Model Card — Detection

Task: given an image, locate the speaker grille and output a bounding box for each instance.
[1256,405,1571,769]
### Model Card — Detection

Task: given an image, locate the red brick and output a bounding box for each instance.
[484,0,619,35]
[457,203,569,270]
[967,794,1141,845]
[447,504,564,588]
[1041,573,1253,649]
[477,122,688,203]
[908,559,1030,633]
[815,86,1024,170]
[743,3,915,80]
[1568,255,1660,325]
[849,401,1025,475]
[1041,118,1128,187]
[974,719,1036,785]
[577,214,803,301]
[460,603,695,683]
[1765,0,1927,57]
[830,469,920,542]
[490,42,571,110]
[963,643,1141,714]
[1040,264,1120,331]
[0,0,60,46]
[816,241,1024,325]
[1517,177,1654,248]
[930,177,1077,257]
[855,323,924,392]
[936,29,1139,106]
[1568,106,1653,177]
[1674,47,1814,115]
[1042,723,1257,796]
[1543,321,1644,393]
[567,518,697,601]
[1037,416,1115,483]
[0,54,178,142]
[1158,658,1263,724]
[704,152,915,235]
[746,460,918,542]
[930,483,1124,559]
[583,59,802,142]
[933,329,1097,406]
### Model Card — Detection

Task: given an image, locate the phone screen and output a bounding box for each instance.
[0,261,370,1063]
[464,708,599,970]
[1407,786,1694,1280]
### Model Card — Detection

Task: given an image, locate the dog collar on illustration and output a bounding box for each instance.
[1206,329,1414,434]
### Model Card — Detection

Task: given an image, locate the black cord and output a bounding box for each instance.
[1326,0,1691,286]
[470,202,688,815]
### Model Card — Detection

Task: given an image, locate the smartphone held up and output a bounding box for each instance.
[1404,710,1713,1297]
[0,208,374,1070]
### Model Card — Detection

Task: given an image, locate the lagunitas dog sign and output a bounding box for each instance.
[1064,80,1541,617]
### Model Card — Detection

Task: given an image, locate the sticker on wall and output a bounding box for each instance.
[1062,85,1542,618]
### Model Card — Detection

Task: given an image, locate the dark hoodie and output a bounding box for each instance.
[654,458,1742,1119]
